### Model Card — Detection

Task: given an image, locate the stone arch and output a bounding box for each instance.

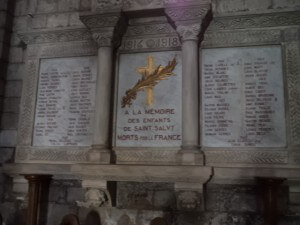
[149,217,168,225]
[84,210,101,225]
[60,214,80,225]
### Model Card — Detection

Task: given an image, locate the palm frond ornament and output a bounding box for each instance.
[121,57,177,108]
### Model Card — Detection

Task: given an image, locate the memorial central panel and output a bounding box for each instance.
[116,52,182,147]
[202,46,286,147]
[33,56,97,147]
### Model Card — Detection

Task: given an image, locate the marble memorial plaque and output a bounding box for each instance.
[116,52,182,147]
[33,56,97,146]
[202,46,286,147]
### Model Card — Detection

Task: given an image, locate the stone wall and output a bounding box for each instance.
[0,0,299,225]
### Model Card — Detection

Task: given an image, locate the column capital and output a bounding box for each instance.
[92,28,115,47]
[176,23,202,42]
[165,4,210,23]
[80,12,127,48]
[165,4,211,42]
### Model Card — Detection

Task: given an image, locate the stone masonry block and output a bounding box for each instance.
[69,12,84,27]
[67,187,85,203]
[0,147,14,163]
[0,0,8,11]
[79,0,91,11]
[215,0,272,14]
[8,47,24,63]
[47,203,77,225]
[12,16,28,32]
[0,130,17,147]
[4,80,23,97]
[14,0,27,16]
[29,14,47,29]
[37,0,58,13]
[3,97,21,113]
[58,0,80,12]
[7,63,24,80]
[273,0,300,9]
[47,13,69,28]
[10,34,22,47]
[0,113,19,129]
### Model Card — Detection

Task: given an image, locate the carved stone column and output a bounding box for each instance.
[25,175,51,225]
[165,5,211,165]
[80,13,126,163]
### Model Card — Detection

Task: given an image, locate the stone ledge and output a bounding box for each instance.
[72,164,212,183]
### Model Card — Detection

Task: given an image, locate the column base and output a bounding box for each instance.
[87,145,111,164]
[178,146,203,165]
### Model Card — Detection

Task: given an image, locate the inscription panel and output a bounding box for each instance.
[202,46,286,147]
[116,51,182,147]
[33,57,97,147]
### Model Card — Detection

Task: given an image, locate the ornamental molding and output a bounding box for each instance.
[176,24,201,41]
[204,150,288,164]
[202,29,282,47]
[18,29,92,45]
[208,11,300,30]
[165,4,210,22]
[286,42,300,146]
[15,146,89,162]
[17,59,39,146]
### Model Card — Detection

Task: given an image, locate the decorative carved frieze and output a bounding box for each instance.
[202,30,282,47]
[165,5,210,22]
[286,42,300,146]
[176,24,201,41]
[115,149,178,164]
[40,42,97,58]
[204,150,288,164]
[18,29,92,45]
[15,146,89,162]
[208,11,300,30]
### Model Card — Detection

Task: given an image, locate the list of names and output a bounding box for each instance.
[202,47,286,147]
[33,57,97,146]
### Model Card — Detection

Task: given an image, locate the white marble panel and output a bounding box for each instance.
[202,46,286,147]
[116,51,182,147]
[33,56,97,147]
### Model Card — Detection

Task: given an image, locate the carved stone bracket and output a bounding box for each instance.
[174,182,205,211]
[76,180,113,208]
[76,188,110,208]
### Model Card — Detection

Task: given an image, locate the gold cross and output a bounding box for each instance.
[136,56,164,107]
